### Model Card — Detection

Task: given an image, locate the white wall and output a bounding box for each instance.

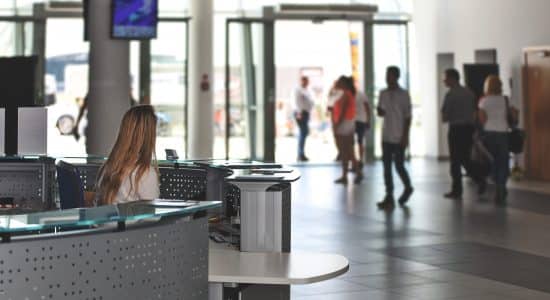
[410,0,439,157]
[411,0,550,157]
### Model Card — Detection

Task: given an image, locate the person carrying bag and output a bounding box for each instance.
[505,96,525,154]
[478,75,516,203]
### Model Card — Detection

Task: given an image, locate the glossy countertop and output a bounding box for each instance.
[0,200,220,234]
[209,242,349,284]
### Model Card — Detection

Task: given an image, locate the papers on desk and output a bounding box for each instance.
[234,175,285,180]
[38,215,79,224]
[148,199,199,207]
[250,169,293,174]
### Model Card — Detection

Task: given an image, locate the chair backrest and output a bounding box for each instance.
[56,161,85,209]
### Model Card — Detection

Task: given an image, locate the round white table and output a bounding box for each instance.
[208,243,349,300]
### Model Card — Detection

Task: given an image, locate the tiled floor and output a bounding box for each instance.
[290,159,550,300]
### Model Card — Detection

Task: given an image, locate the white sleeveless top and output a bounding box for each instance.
[479,95,508,133]
[97,167,160,204]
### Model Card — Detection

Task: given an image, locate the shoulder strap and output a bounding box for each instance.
[504,96,514,128]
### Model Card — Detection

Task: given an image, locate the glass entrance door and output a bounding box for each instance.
[223,18,275,161]
[223,14,410,163]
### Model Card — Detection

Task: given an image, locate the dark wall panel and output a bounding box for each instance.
[0,56,38,155]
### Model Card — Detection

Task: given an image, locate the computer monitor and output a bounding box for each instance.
[111,0,158,40]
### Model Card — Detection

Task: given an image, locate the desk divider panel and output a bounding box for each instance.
[0,160,56,210]
[158,167,207,200]
[75,163,293,253]
[0,215,209,300]
[76,165,209,201]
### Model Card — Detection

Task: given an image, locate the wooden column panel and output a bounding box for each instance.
[524,49,550,181]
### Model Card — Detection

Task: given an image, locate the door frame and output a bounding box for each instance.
[225,17,274,161]
[224,7,410,161]
[436,53,455,160]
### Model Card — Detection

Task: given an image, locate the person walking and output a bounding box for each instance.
[377,66,414,209]
[293,76,314,162]
[333,76,360,184]
[478,75,518,203]
[327,80,344,161]
[441,69,486,199]
[354,87,371,176]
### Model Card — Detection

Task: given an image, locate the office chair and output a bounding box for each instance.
[56,161,85,209]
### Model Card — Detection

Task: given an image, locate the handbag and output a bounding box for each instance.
[505,97,525,154]
[471,131,493,164]
[471,130,492,177]
[508,128,525,154]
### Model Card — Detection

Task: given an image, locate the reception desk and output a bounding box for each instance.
[0,157,348,299]
[0,200,220,300]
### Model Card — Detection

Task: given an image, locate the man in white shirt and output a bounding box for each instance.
[377,66,413,208]
[293,76,314,162]
[355,90,371,171]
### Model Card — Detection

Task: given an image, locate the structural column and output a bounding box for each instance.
[363,21,375,162]
[259,7,276,162]
[32,3,47,105]
[86,0,131,156]
[189,0,214,159]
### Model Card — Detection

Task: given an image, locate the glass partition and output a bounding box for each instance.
[373,24,416,156]
[222,21,264,160]
[0,22,16,56]
[45,18,88,156]
[150,21,188,158]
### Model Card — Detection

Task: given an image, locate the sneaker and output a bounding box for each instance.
[377,195,395,209]
[354,173,364,184]
[477,179,487,195]
[399,187,414,205]
[444,191,462,200]
[297,155,309,162]
[351,162,364,173]
[495,186,507,205]
[334,177,348,185]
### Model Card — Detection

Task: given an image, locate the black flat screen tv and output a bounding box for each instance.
[111,0,158,40]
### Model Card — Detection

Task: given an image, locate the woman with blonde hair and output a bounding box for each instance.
[478,75,518,203]
[96,105,160,205]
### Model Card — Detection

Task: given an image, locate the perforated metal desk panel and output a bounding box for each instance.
[0,156,56,211]
[0,201,220,300]
[62,158,298,253]
[64,158,210,201]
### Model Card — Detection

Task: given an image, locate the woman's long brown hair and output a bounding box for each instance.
[97,105,158,205]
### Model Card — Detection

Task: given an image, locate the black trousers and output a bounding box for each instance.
[382,142,412,195]
[448,124,477,194]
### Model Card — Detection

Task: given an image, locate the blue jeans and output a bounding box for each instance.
[382,142,412,195]
[296,111,310,157]
[484,132,509,189]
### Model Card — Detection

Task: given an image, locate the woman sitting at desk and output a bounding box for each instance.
[96,105,160,205]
